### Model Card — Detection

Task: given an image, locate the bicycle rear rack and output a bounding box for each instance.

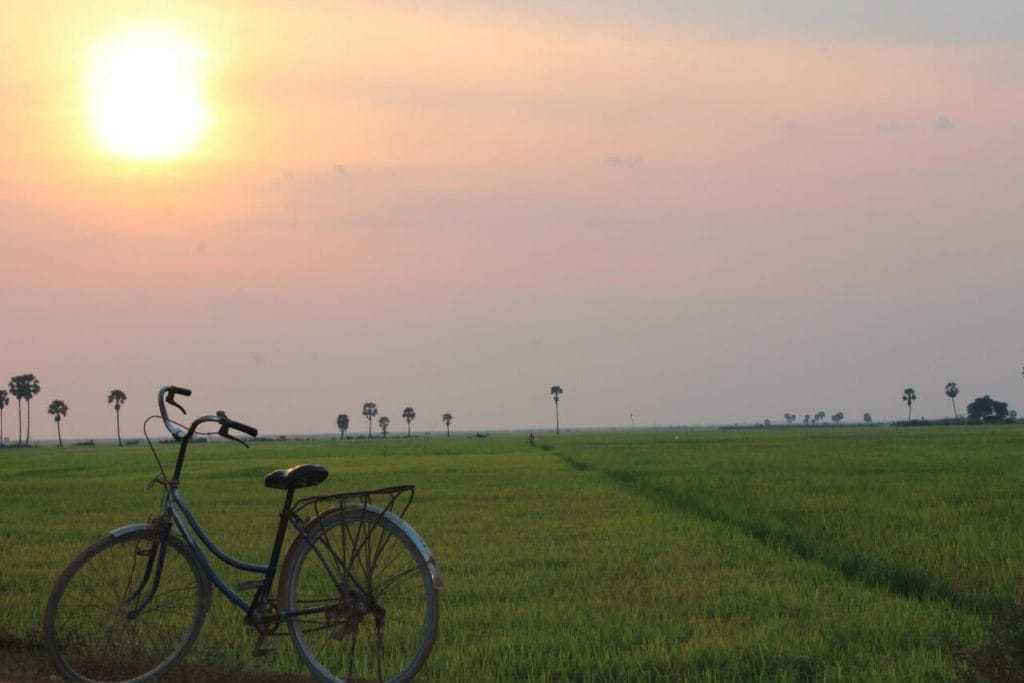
[292,484,416,523]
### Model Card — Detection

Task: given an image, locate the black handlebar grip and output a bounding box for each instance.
[230,420,259,438]
[170,386,193,397]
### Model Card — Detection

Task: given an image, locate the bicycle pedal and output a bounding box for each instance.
[237,580,264,591]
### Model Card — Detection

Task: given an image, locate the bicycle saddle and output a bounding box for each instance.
[264,464,329,490]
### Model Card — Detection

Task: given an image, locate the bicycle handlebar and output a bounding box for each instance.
[158,386,190,441]
[157,385,259,443]
[225,418,259,438]
[215,411,259,441]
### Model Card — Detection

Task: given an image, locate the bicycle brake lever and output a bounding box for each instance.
[167,393,187,415]
[217,412,251,449]
[221,430,250,448]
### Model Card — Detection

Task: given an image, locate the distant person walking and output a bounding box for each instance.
[529,432,536,447]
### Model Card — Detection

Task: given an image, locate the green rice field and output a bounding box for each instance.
[2,426,1023,681]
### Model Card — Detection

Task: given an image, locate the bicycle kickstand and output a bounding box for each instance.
[253,632,276,658]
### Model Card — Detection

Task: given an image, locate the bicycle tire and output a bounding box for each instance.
[279,506,440,683]
[43,527,211,682]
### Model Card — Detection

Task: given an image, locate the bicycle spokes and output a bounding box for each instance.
[283,507,438,682]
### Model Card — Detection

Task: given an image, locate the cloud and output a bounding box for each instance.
[933,116,955,130]
[334,164,349,176]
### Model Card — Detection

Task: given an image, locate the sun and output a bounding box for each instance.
[87,30,209,161]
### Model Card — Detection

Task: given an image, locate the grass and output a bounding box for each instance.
[1,425,1022,680]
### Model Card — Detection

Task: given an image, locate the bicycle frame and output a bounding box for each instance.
[146,389,302,624]
[163,484,293,618]
[150,475,422,628]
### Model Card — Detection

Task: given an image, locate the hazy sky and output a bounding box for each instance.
[2,1,1022,440]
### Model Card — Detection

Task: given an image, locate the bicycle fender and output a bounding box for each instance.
[110,522,154,538]
[367,506,444,592]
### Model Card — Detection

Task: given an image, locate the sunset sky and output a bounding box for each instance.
[2,1,1022,440]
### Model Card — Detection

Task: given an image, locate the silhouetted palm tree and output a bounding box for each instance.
[8,377,24,445]
[442,413,453,438]
[944,382,960,422]
[863,412,872,424]
[0,390,8,446]
[378,415,390,438]
[902,387,917,421]
[362,402,378,438]
[550,385,564,434]
[107,389,127,446]
[24,375,40,445]
[48,399,68,448]
[9,374,41,446]
[402,407,416,437]
[337,414,349,439]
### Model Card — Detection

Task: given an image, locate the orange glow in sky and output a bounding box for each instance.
[2,2,1023,438]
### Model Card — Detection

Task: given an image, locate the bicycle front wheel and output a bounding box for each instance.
[43,528,210,683]
[280,506,440,683]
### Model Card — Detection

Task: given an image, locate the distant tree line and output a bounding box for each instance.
[1,374,569,446]
[333,384,566,441]
[4,367,1016,447]
[775,373,1019,427]
[335,403,454,440]
[1,374,130,448]
[898,381,1017,425]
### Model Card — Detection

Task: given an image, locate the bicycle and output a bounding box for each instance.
[43,385,441,683]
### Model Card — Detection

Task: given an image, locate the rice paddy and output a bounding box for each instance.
[1,425,1022,681]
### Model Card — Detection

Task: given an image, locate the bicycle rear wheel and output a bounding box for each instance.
[44,528,210,682]
[279,506,440,683]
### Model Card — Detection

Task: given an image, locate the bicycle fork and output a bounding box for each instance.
[121,517,174,619]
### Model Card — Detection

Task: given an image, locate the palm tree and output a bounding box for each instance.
[863,412,873,424]
[944,382,960,422]
[378,415,390,438]
[902,387,917,422]
[402,407,416,437]
[24,374,40,445]
[8,376,24,445]
[336,414,349,439]
[814,410,826,424]
[362,402,378,438]
[0,389,8,446]
[107,389,127,446]
[442,413,453,437]
[550,385,564,434]
[9,374,41,446]
[48,399,68,448]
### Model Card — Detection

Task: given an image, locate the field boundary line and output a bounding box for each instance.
[551,450,977,614]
